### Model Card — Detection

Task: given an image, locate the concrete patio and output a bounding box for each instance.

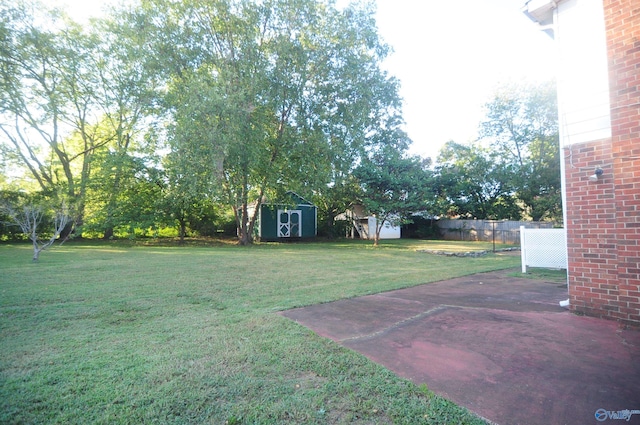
[280,269,640,425]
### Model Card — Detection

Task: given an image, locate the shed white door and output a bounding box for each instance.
[278,210,302,237]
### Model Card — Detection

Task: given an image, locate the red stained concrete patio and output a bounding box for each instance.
[280,269,640,425]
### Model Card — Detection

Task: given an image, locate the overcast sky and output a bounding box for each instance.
[53,0,557,160]
[374,0,556,159]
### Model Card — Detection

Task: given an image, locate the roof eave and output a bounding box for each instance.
[522,0,557,37]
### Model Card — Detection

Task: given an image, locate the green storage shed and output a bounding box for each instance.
[257,192,317,242]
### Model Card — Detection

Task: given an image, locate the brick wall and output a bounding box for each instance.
[607,0,640,325]
[566,0,640,326]
[565,139,619,319]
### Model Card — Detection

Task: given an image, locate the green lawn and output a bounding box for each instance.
[0,240,519,424]
[509,267,567,284]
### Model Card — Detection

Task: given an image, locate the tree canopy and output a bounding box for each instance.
[0,1,561,245]
[478,81,560,221]
[1,0,411,243]
[355,148,433,245]
[433,81,561,222]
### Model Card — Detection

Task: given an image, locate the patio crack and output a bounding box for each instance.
[338,305,455,343]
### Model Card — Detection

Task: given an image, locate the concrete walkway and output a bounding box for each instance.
[280,269,640,425]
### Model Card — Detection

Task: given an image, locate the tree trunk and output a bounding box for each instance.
[237,171,253,246]
[179,219,186,244]
[103,227,114,240]
[60,220,76,240]
[240,202,251,245]
[372,217,384,246]
[237,201,251,246]
[32,238,40,262]
[246,189,264,243]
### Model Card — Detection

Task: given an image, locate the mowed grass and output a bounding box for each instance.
[0,240,520,424]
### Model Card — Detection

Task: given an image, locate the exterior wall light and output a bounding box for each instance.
[588,168,604,182]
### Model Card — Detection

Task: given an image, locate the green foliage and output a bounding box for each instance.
[434,81,561,222]
[0,190,29,240]
[479,81,561,221]
[125,0,407,244]
[1,0,415,243]
[0,0,563,244]
[403,215,442,239]
[435,141,521,220]
[0,1,163,237]
[82,148,162,239]
[0,1,104,219]
[355,148,434,244]
[313,177,363,239]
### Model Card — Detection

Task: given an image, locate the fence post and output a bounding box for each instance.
[520,226,527,273]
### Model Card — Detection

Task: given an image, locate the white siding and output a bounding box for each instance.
[555,0,611,146]
[368,217,401,239]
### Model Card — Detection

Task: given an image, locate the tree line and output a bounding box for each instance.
[0,0,561,247]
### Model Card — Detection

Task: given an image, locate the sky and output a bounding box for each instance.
[53,0,556,160]
[373,0,556,159]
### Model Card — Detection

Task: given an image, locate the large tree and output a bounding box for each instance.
[355,147,432,246]
[0,1,160,237]
[435,141,520,220]
[2,0,410,242]
[433,81,561,222]
[85,15,161,239]
[0,2,103,228]
[479,81,561,221]
[126,0,405,244]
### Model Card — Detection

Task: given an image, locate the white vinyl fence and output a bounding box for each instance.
[520,226,567,273]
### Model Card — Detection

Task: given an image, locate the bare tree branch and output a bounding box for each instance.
[1,202,70,261]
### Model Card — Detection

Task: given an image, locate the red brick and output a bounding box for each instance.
[563,0,640,325]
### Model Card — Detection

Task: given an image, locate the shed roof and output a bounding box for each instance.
[285,191,314,206]
[262,191,315,207]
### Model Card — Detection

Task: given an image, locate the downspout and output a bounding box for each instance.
[554,4,570,309]
[523,0,569,308]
